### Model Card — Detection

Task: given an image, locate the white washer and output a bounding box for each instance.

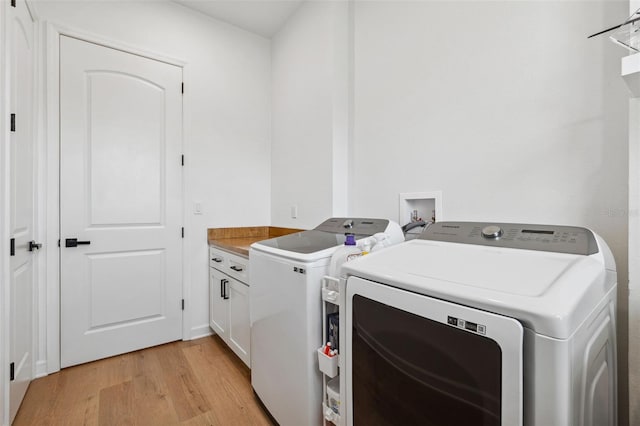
[250,218,404,426]
[341,221,617,426]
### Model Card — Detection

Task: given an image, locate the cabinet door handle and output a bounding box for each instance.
[223,279,230,300]
[212,257,222,263]
[220,279,225,298]
[230,265,243,272]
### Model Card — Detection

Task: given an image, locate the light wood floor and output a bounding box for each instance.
[13,336,275,426]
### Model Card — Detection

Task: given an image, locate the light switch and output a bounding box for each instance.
[291,205,298,219]
[194,201,203,215]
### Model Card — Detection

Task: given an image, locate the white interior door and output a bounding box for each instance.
[8,0,35,422]
[60,35,183,368]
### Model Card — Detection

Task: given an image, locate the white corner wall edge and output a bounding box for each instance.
[627,71,640,426]
[190,324,213,340]
[621,52,640,97]
[626,0,640,414]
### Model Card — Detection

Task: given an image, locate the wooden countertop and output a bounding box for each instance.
[208,226,304,257]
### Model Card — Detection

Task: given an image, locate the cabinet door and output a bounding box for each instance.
[209,268,228,337]
[228,278,251,367]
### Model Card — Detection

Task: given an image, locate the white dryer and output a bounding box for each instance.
[340,221,617,426]
[250,218,404,426]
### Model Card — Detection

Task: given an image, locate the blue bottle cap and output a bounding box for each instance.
[345,234,356,246]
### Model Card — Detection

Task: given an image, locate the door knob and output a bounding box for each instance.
[65,238,91,248]
[28,241,42,251]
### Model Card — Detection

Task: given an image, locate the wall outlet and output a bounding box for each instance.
[291,205,298,219]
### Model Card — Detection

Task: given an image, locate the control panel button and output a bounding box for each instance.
[481,225,503,239]
[342,219,354,229]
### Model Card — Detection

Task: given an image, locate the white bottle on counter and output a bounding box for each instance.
[328,234,363,278]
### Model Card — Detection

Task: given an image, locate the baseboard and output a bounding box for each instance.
[189,324,213,340]
[35,360,48,378]
[34,327,213,376]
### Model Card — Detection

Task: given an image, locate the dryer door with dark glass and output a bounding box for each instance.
[345,277,524,426]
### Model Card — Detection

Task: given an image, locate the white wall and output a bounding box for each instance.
[34,0,271,359]
[273,0,630,423]
[21,0,634,422]
[270,0,349,229]
[350,0,630,423]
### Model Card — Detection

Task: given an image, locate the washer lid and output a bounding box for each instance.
[251,217,395,260]
[253,230,346,254]
[342,239,615,339]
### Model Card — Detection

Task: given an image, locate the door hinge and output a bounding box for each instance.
[181,227,184,238]
[11,0,16,8]
[181,155,184,166]
[10,238,15,256]
[9,362,15,381]
[58,239,61,247]
[181,299,185,310]
[10,114,15,132]
[181,82,184,94]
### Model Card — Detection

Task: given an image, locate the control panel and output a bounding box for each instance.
[420,221,598,255]
[315,217,390,236]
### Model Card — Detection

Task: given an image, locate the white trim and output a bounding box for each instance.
[34,361,47,379]
[44,21,189,374]
[181,63,191,341]
[29,0,40,400]
[44,20,60,374]
[48,22,186,68]
[0,1,9,423]
[346,0,355,216]
[189,324,213,341]
[330,0,349,218]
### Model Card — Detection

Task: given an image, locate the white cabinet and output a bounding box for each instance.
[227,277,250,362]
[209,246,250,367]
[209,268,228,337]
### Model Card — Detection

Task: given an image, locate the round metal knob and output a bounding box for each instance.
[482,225,503,239]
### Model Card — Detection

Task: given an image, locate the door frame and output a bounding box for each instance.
[1,5,9,423]
[44,22,190,373]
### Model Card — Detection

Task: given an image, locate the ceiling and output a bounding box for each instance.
[173,0,304,38]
